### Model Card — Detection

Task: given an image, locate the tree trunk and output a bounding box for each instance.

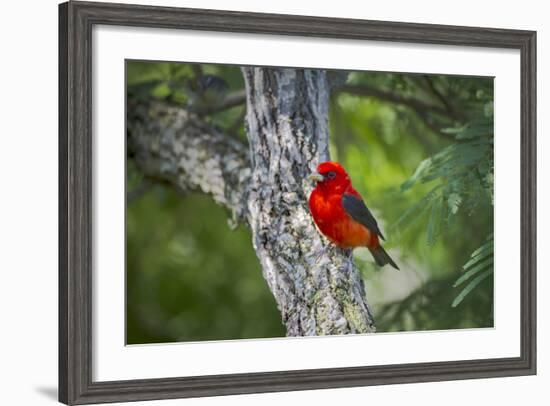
[242,67,374,335]
[127,68,375,336]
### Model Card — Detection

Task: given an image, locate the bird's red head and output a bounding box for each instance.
[310,161,351,194]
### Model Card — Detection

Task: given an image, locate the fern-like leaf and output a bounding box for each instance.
[452,270,492,307]
[399,116,493,246]
[452,234,494,306]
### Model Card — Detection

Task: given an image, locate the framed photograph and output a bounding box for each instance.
[59,1,536,404]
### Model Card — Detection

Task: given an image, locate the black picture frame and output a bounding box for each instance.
[59,1,537,404]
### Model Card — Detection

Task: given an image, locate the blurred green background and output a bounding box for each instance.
[126,61,494,344]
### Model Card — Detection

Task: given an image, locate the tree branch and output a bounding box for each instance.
[193,89,247,115]
[422,75,461,119]
[335,83,458,141]
[127,100,251,223]
[336,83,452,118]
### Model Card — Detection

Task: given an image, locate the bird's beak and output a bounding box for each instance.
[308,172,324,183]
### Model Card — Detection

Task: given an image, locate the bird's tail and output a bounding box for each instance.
[368,246,399,270]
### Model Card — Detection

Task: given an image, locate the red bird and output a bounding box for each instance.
[308,161,399,269]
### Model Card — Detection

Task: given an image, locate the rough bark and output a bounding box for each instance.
[242,67,374,335]
[127,69,375,336]
[127,100,251,224]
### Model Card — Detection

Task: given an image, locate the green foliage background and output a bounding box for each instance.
[126,61,494,344]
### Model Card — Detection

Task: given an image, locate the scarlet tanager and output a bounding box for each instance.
[308,161,399,270]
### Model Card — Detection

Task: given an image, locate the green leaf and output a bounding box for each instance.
[441,124,468,135]
[393,186,442,233]
[151,83,171,98]
[451,233,494,305]
[127,80,165,100]
[447,193,462,215]
[463,241,493,269]
[455,123,493,140]
[401,158,432,191]
[398,130,493,246]
[471,236,493,254]
[454,257,493,287]
[442,120,493,140]
[426,196,444,246]
[426,207,435,246]
[452,269,492,307]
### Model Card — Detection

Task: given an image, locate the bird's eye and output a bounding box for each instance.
[326,171,336,179]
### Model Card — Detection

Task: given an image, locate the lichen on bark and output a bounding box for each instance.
[127,100,251,223]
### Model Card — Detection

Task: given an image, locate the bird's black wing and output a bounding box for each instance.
[342,193,385,241]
